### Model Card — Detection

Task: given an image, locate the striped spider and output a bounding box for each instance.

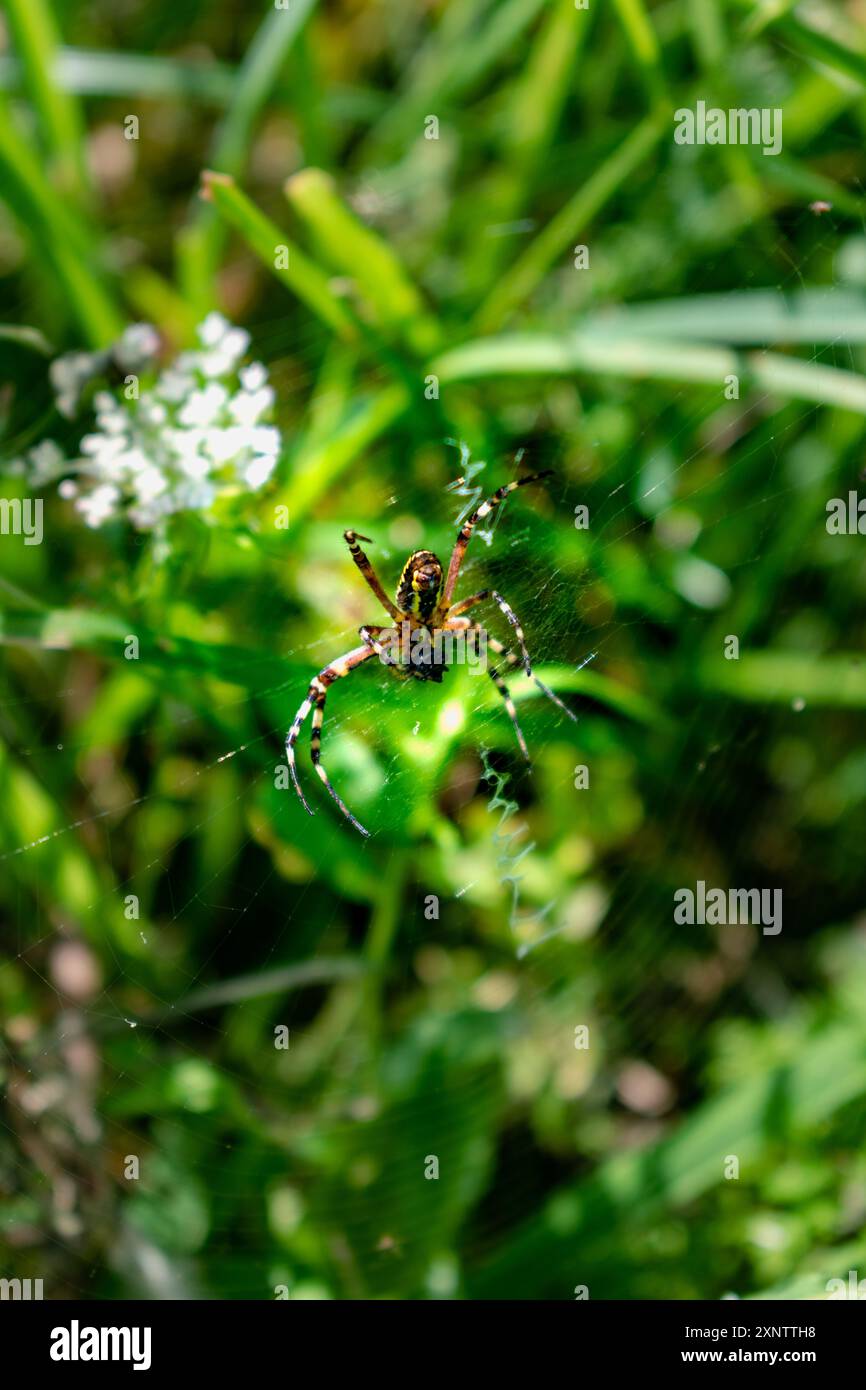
[286,472,576,836]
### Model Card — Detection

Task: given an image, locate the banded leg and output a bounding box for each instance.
[488,657,529,761]
[439,471,553,611]
[446,620,528,759]
[450,621,576,760]
[285,643,378,836]
[344,530,402,621]
[448,591,577,722]
[359,623,409,677]
[447,589,532,671]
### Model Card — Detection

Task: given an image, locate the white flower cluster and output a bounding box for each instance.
[11,314,281,531]
[51,322,162,419]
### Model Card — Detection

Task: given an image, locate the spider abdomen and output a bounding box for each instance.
[396,550,444,622]
[408,630,448,683]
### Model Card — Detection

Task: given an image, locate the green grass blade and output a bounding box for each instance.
[757,153,866,219]
[164,958,367,1017]
[736,0,800,43]
[585,289,866,344]
[362,0,545,154]
[611,0,667,104]
[503,3,591,171]
[483,663,666,728]
[0,50,383,125]
[3,0,90,202]
[273,382,411,523]
[0,738,153,958]
[474,113,666,333]
[771,15,866,88]
[209,0,318,175]
[0,605,294,689]
[0,46,236,103]
[0,96,122,345]
[700,652,866,708]
[464,0,592,292]
[284,168,441,354]
[439,0,548,104]
[686,0,726,69]
[435,330,866,414]
[0,324,52,353]
[178,0,319,315]
[200,172,358,341]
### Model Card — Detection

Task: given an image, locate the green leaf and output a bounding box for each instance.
[434,331,866,414]
[585,289,866,345]
[468,1023,866,1298]
[308,1010,505,1296]
[0,605,291,687]
[700,651,866,708]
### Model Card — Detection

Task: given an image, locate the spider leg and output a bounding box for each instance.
[448,592,577,722]
[344,530,402,622]
[487,660,530,762]
[481,631,520,669]
[447,588,531,670]
[447,619,529,759]
[438,471,553,612]
[285,643,378,836]
[359,623,409,677]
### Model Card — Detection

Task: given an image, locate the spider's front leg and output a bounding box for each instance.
[438,471,553,612]
[344,530,402,622]
[285,643,378,837]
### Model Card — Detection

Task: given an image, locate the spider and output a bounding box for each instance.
[285,472,576,837]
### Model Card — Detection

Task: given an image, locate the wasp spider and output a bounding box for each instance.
[286,473,576,836]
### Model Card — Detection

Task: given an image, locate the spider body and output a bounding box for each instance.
[286,472,576,836]
[396,550,444,621]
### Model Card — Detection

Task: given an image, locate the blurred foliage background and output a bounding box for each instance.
[2,0,866,1300]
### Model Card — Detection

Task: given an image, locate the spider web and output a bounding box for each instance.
[2,39,866,1300]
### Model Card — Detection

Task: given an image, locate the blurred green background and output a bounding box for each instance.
[2,0,866,1300]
